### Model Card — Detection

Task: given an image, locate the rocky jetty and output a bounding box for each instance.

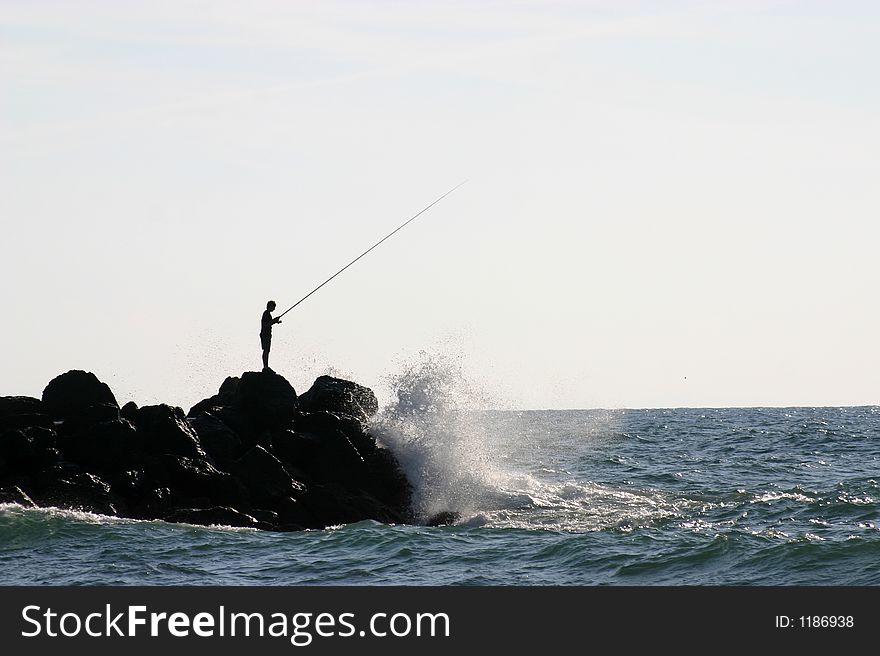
[0,371,412,530]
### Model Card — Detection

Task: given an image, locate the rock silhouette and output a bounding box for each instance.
[0,369,413,530]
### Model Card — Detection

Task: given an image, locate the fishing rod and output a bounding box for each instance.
[277,180,467,319]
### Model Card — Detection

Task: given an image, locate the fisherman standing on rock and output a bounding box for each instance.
[254,184,465,374]
[260,300,282,373]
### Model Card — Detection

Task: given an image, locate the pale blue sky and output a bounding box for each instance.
[2,1,879,409]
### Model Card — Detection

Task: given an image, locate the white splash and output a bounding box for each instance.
[371,350,689,532]
[371,350,504,521]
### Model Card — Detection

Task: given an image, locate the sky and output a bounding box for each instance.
[2,0,879,410]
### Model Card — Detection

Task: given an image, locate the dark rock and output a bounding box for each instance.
[48,461,82,476]
[187,376,241,418]
[312,429,366,477]
[163,506,260,529]
[272,429,366,486]
[232,445,304,508]
[58,419,143,472]
[295,410,376,457]
[0,396,45,419]
[29,438,61,472]
[273,495,313,529]
[276,418,412,516]
[292,485,355,528]
[120,401,139,422]
[187,413,242,466]
[134,404,207,459]
[218,376,240,398]
[211,406,259,446]
[4,368,415,531]
[234,371,297,430]
[0,485,36,507]
[0,413,55,433]
[187,398,220,419]
[105,468,146,498]
[293,413,411,511]
[149,454,248,508]
[42,370,118,420]
[59,402,121,435]
[0,473,34,495]
[270,430,314,469]
[0,430,34,473]
[298,485,407,528]
[426,511,460,526]
[248,509,279,526]
[33,466,118,515]
[104,466,187,519]
[25,426,57,451]
[354,445,412,513]
[298,376,378,422]
[129,483,174,518]
[186,495,212,509]
[0,428,59,474]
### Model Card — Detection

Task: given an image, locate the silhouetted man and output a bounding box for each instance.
[260,300,282,373]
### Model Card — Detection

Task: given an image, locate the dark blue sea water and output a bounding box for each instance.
[2,406,879,585]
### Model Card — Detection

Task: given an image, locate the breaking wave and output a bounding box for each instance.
[370,351,683,532]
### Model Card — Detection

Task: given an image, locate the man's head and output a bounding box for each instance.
[267,300,276,311]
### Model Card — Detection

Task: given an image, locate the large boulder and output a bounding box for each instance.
[270,495,312,530]
[271,428,366,487]
[360,445,413,512]
[58,403,121,436]
[33,466,119,516]
[234,371,297,430]
[295,410,375,457]
[105,468,147,499]
[231,445,305,508]
[0,430,36,475]
[285,411,410,510]
[187,376,240,418]
[42,370,118,420]
[58,419,143,472]
[0,428,60,475]
[120,401,139,422]
[298,376,378,422]
[118,474,174,519]
[0,397,52,439]
[133,404,207,460]
[0,396,45,419]
[147,454,248,509]
[209,406,259,447]
[187,413,243,466]
[0,414,55,433]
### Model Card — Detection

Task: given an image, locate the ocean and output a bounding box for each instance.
[2,402,879,586]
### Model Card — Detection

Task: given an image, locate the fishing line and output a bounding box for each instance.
[277,180,467,319]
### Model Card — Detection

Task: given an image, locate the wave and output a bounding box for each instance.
[371,351,504,521]
[370,351,689,532]
[0,503,259,541]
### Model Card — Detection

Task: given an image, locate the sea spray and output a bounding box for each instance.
[370,351,510,522]
[371,355,687,531]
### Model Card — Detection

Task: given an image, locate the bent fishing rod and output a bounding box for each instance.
[277,180,467,319]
